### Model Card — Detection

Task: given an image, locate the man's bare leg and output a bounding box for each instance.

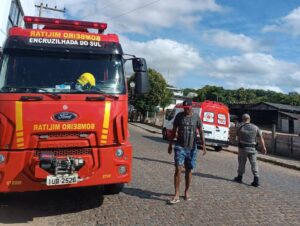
[172,166,182,200]
[184,169,192,199]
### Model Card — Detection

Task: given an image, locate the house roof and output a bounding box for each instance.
[231,102,300,113]
[279,111,300,120]
[262,102,300,113]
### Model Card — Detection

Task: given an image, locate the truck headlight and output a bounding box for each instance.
[0,154,5,163]
[115,149,124,157]
[118,165,127,175]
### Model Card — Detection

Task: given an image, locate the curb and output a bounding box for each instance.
[129,122,161,134]
[222,148,300,171]
[130,122,300,171]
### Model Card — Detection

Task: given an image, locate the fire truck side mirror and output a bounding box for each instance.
[132,58,149,94]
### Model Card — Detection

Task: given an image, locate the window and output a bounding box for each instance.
[7,0,24,31]
[0,51,126,94]
[218,114,226,125]
[168,109,176,120]
[203,112,214,123]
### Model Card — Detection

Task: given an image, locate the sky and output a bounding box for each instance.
[35,0,300,93]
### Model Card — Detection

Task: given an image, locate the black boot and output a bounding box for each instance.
[233,175,243,183]
[251,176,260,187]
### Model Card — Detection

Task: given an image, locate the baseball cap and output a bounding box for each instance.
[242,113,250,120]
[182,100,193,108]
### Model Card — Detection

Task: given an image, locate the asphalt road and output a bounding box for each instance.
[0,124,299,226]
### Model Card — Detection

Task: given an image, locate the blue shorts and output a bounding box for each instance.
[174,145,198,170]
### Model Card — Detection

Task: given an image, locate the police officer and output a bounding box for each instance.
[234,113,267,187]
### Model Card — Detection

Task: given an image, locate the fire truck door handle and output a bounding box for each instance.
[86,96,105,101]
[20,96,43,101]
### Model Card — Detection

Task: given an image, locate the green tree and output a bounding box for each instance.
[129,68,171,121]
[191,85,300,106]
[160,88,173,112]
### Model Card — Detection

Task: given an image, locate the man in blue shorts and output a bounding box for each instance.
[168,100,206,204]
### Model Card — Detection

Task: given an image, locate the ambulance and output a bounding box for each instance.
[162,101,230,151]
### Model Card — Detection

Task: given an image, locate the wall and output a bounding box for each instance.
[0,0,11,46]
[281,119,289,133]
[294,120,300,134]
[0,0,35,47]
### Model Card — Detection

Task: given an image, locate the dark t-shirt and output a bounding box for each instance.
[173,112,202,149]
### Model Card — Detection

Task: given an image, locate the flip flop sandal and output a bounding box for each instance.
[168,198,180,204]
[184,197,192,201]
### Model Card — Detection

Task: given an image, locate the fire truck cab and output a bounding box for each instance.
[0,17,148,193]
[163,101,230,151]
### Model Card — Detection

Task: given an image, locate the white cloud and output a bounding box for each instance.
[201,53,300,92]
[263,6,300,37]
[121,37,203,84]
[45,0,222,34]
[203,30,263,52]
[295,88,300,94]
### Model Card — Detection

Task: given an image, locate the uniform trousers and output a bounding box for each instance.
[237,148,259,177]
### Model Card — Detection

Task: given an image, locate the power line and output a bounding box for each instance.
[98,0,124,12]
[107,0,161,21]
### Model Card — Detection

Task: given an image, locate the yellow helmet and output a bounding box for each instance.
[77,73,96,87]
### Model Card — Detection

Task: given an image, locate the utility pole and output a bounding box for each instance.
[35,3,66,17]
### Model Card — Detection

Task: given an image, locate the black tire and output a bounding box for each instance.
[103,183,124,195]
[162,128,168,140]
[214,146,222,152]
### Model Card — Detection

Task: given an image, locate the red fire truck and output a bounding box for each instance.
[0,16,148,193]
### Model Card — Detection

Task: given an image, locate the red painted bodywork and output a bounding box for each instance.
[0,21,131,192]
[166,101,230,137]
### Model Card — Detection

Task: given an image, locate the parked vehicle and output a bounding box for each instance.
[162,101,230,151]
[0,16,148,194]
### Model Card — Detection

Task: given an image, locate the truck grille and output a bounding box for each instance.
[34,148,92,157]
[36,132,90,138]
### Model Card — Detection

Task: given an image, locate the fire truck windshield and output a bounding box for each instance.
[0,51,125,94]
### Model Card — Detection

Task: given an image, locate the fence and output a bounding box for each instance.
[230,127,300,160]
[135,113,300,160]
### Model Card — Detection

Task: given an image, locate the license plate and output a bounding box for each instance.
[46,174,78,186]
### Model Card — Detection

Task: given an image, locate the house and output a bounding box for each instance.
[0,0,35,48]
[161,86,187,111]
[229,102,300,134]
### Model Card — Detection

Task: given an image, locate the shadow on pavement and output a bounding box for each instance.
[0,186,104,224]
[134,156,173,166]
[142,135,168,144]
[193,172,235,183]
[123,187,172,202]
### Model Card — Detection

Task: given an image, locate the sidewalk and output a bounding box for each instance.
[130,122,300,171]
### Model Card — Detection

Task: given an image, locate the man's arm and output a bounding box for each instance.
[198,123,207,156]
[259,135,267,155]
[257,128,267,154]
[168,126,177,154]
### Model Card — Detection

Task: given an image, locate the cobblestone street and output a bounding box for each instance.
[0,124,299,226]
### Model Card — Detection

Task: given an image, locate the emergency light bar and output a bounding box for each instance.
[24,16,107,33]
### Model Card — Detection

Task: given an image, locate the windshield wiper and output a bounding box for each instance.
[83,89,119,100]
[1,86,61,100]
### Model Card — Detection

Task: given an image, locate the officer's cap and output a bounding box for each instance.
[242,113,250,120]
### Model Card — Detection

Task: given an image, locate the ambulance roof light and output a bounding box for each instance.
[24,16,107,33]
